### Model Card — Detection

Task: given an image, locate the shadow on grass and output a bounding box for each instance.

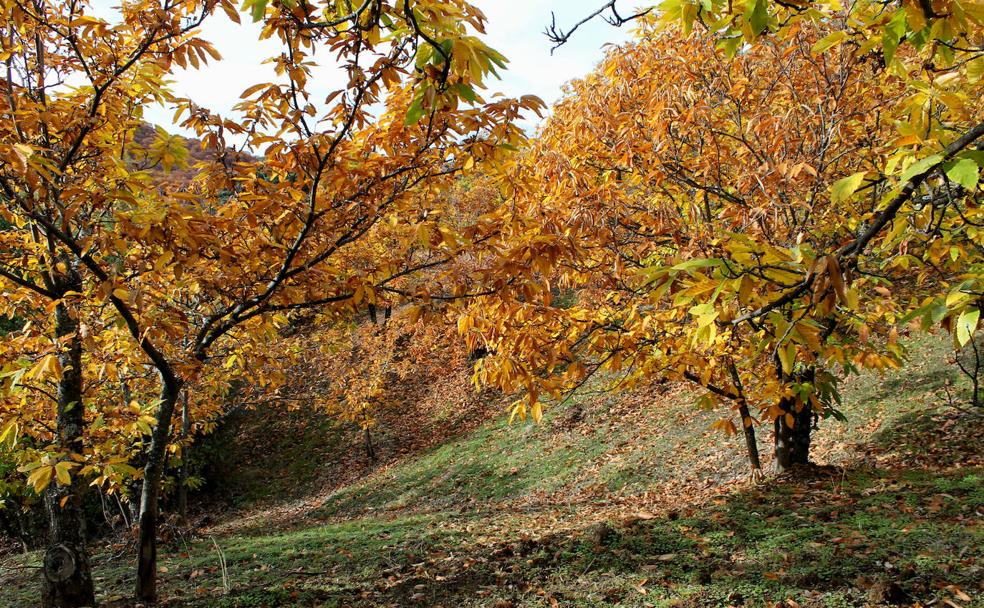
[868,405,984,468]
[29,445,974,607]
[177,464,983,608]
[3,398,982,608]
[849,366,958,411]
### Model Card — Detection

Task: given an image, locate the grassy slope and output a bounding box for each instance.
[1,335,982,607]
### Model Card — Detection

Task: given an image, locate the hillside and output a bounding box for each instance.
[131,123,256,188]
[1,333,981,607]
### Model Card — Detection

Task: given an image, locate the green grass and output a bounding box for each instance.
[317,334,967,522]
[2,333,982,607]
[199,403,349,505]
[313,412,616,518]
[5,462,978,607]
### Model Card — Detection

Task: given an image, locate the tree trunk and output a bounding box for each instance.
[176,392,191,525]
[135,380,181,603]
[119,382,142,525]
[773,395,812,472]
[124,466,141,527]
[738,401,762,473]
[361,404,376,462]
[17,507,31,553]
[42,273,95,608]
[728,363,761,475]
[364,426,376,461]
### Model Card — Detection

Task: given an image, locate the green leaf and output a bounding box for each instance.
[899,154,942,183]
[957,308,980,346]
[244,0,268,22]
[746,0,769,35]
[671,258,722,271]
[908,26,930,49]
[882,10,907,64]
[944,158,980,190]
[830,172,866,203]
[438,39,453,62]
[404,98,426,126]
[899,301,935,324]
[452,83,478,103]
[717,35,744,58]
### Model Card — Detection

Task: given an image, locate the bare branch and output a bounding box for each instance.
[544,1,651,53]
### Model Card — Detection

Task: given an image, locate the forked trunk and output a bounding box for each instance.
[42,272,95,608]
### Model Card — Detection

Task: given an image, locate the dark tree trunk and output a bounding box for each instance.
[364,426,376,461]
[176,392,191,525]
[728,363,761,475]
[773,395,812,472]
[135,380,181,603]
[42,268,95,608]
[368,304,378,324]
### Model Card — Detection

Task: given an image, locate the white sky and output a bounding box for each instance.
[133,0,632,134]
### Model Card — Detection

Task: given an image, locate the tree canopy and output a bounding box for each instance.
[1,0,983,605]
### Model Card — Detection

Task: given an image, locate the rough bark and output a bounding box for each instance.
[728,363,762,474]
[42,267,95,608]
[135,380,181,603]
[773,394,812,472]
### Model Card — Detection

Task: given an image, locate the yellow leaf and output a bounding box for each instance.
[812,30,847,54]
[778,342,795,374]
[27,465,53,493]
[830,172,866,203]
[0,421,16,446]
[55,461,75,486]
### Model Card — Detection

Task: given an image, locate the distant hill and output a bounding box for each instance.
[131,122,256,188]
